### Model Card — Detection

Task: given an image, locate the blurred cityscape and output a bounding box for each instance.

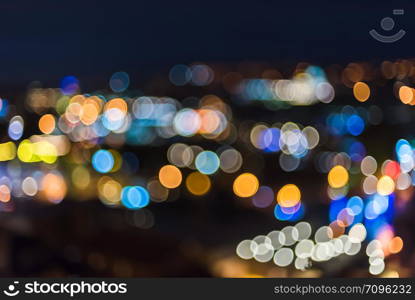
[0,59,414,278]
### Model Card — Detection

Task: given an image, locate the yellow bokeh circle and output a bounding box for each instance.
[159,165,182,189]
[186,172,211,196]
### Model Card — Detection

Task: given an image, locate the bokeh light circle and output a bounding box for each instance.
[121,186,150,209]
[328,165,349,188]
[195,151,220,175]
[186,172,211,196]
[277,184,301,208]
[92,150,115,173]
[159,165,182,189]
[233,173,259,198]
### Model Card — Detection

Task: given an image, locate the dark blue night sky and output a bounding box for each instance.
[0,0,413,88]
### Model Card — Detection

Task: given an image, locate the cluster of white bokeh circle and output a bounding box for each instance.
[236,222,368,272]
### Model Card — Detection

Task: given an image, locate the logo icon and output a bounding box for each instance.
[369,9,406,43]
[3,281,20,297]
